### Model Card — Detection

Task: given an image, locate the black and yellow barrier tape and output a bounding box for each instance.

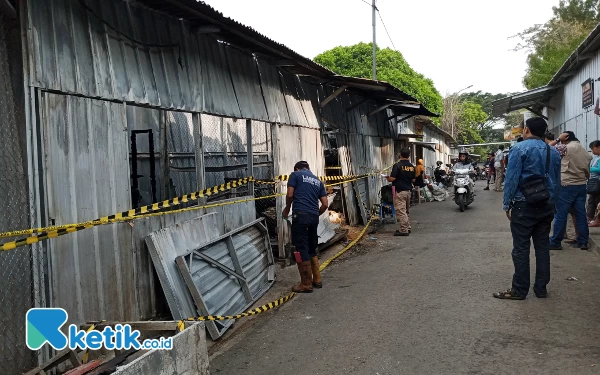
[0,177,254,239]
[182,293,296,322]
[0,173,371,239]
[271,173,370,182]
[0,164,393,250]
[0,193,284,252]
[176,214,375,323]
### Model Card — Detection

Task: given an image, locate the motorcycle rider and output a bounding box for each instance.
[434,161,447,183]
[453,149,475,174]
[453,148,476,200]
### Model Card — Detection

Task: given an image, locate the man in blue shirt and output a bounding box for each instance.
[283,161,329,293]
[493,117,561,300]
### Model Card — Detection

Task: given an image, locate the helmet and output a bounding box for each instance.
[436,161,443,166]
[458,147,469,159]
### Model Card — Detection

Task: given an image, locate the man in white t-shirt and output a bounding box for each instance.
[494,145,505,192]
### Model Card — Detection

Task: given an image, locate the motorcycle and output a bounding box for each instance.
[434,167,453,188]
[453,166,475,212]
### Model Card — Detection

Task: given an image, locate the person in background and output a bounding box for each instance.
[588,140,600,227]
[494,117,560,300]
[546,131,567,157]
[283,161,329,293]
[546,131,580,241]
[484,152,495,190]
[414,159,426,204]
[494,145,506,192]
[549,131,592,250]
[387,148,416,236]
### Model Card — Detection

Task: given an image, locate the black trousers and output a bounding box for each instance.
[291,212,319,262]
[510,202,554,297]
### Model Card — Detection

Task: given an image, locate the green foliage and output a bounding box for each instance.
[460,91,510,121]
[457,101,486,145]
[515,0,600,89]
[314,43,443,115]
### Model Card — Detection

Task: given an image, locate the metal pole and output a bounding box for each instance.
[192,113,206,205]
[246,119,254,197]
[372,0,376,80]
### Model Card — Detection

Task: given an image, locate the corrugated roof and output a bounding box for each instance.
[138,0,334,77]
[491,86,556,116]
[136,0,439,117]
[548,21,600,87]
[492,21,600,116]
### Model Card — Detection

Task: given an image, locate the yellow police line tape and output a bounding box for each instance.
[0,158,398,250]
[0,171,380,240]
[179,215,376,322]
[0,174,382,251]
[0,177,254,239]
[0,193,283,251]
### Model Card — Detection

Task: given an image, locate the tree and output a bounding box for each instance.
[514,0,600,89]
[441,94,487,148]
[314,43,443,115]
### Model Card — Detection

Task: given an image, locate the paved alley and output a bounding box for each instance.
[211,181,600,375]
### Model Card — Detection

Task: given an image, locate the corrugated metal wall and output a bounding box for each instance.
[42,93,134,325]
[548,51,600,147]
[27,0,320,128]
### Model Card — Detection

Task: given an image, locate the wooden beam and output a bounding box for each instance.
[368,104,392,116]
[345,98,370,113]
[319,85,347,108]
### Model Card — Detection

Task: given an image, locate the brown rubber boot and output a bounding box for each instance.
[292,261,313,293]
[310,256,322,288]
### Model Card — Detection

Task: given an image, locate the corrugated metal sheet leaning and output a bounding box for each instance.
[175,215,377,325]
[146,215,275,340]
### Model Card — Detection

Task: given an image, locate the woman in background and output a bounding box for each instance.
[414,159,426,204]
[588,140,600,227]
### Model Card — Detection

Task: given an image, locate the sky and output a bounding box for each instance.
[202,0,559,96]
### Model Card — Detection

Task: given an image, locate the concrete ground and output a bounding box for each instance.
[211,181,600,375]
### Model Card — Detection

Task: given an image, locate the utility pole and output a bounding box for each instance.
[372,0,377,80]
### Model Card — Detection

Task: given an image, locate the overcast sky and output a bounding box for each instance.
[203,0,559,96]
